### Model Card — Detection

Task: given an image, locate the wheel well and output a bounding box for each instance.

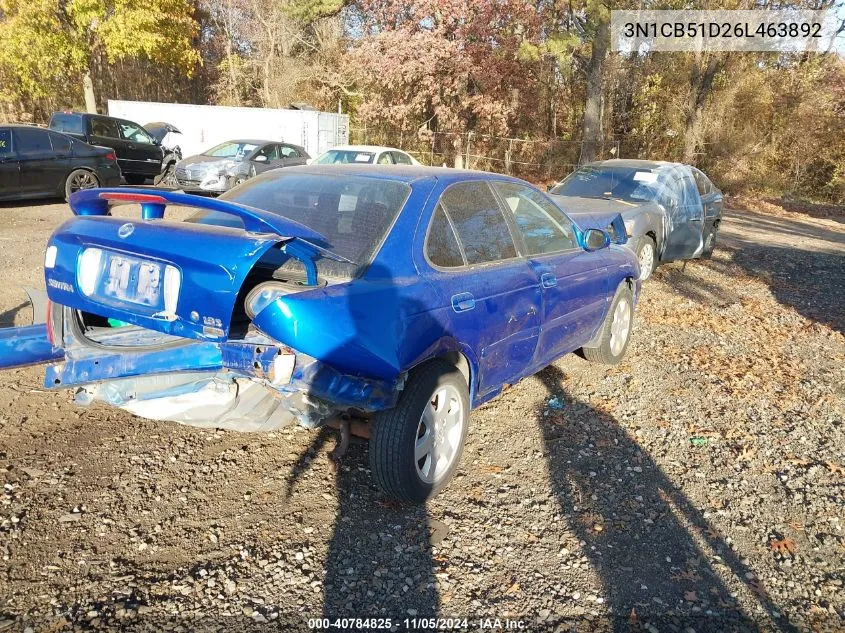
[414,351,472,389]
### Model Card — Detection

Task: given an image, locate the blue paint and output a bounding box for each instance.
[0,324,63,369]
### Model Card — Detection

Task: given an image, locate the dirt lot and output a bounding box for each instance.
[0,199,843,632]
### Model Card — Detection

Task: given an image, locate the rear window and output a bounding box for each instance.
[211,172,410,267]
[50,113,85,135]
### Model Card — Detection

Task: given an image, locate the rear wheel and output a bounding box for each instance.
[702,225,718,258]
[582,283,634,365]
[64,169,99,201]
[369,360,469,503]
[636,236,657,281]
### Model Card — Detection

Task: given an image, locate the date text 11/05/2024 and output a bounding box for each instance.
[307,618,527,630]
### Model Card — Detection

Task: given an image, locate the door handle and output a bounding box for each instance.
[451,292,475,313]
[541,273,557,288]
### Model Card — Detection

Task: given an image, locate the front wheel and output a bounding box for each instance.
[369,360,469,503]
[636,236,657,281]
[582,283,634,365]
[64,169,99,201]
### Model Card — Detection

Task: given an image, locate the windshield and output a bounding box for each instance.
[204,141,259,158]
[204,171,410,267]
[314,150,376,164]
[551,166,661,203]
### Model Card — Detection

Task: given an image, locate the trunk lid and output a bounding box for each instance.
[44,189,330,343]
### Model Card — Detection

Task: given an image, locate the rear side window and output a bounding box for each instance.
[377,152,393,165]
[439,181,516,265]
[426,204,465,268]
[0,129,10,155]
[392,152,413,165]
[281,145,301,158]
[50,113,85,135]
[90,117,121,139]
[49,132,71,153]
[13,127,52,154]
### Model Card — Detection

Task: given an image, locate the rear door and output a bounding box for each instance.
[421,180,542,396]
[0,128,20,196]
[88,116,130,173]
[492,181,610,364]
[13,127,64,195]
[117,119,162,176]
[656,167,705,262]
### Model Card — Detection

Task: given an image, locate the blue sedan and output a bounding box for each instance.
[17,165,641,502]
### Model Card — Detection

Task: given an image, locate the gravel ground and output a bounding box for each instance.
[0,199,843,633]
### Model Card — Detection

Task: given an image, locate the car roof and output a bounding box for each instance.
[323,145,409,154]
[2,123,50,129]
[215,139,275,146]
[280,163,529,185]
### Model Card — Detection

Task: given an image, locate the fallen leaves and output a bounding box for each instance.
[770,537,797,557]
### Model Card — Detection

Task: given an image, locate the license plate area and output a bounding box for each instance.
[102,253,163,307]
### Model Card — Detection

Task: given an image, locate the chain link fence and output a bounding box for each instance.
[349,126,621,185]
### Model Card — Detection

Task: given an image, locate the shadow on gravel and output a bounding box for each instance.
[536,364,797,633]
[285,261,442,624]
[0,301,28,327]
[714,244,845,335]
[287,429,440,622]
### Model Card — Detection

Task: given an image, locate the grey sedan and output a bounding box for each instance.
[549,159,723,280]
[174,139,310,194]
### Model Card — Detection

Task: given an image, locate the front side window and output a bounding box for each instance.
[255,144,280,160]
[13,127,52,154]
[440,181,516,265]
[425,204,464,268]
[692,168,712,196]
[392,151,413,165]
[214,172,410,266]
[377,152,394,165]
[0,129,11,155]
[493,182,578,255]
[119,121,154,144]
[314,150,375,164]
[90,117,121,139]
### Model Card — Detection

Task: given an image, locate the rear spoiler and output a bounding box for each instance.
[69,188,328,243]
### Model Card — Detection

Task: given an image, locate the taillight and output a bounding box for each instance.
[45,299,55,346]
[104,151,116,162]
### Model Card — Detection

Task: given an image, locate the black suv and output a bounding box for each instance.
[49,112,164,185]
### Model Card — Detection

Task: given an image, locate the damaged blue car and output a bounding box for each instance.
[4,165,640,502]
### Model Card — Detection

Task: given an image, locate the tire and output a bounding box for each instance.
[369,360,469,503]
[582,283,635,365]
[702,226,718,259]
[64,169,99,201]
[124,174,146,186]
[635,236,657,281]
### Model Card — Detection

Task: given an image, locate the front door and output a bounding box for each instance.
[280,144,308,167]
[657,167,705,262]
[491,181,610,365]
[117,120,162,177]
[420,180,542,396]
[0,128,20,196]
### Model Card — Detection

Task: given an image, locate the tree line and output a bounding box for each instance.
[0,0,842,201]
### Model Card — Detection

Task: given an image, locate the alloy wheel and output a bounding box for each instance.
[639,243,655,280]
[69,171,98,194]
[414,385,465,484]
[609,297,632,356]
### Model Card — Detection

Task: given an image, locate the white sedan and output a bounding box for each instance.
[311,145,420,166]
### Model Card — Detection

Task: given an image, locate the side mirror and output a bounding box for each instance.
[253,155,268,163]
[583,228,610,251]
